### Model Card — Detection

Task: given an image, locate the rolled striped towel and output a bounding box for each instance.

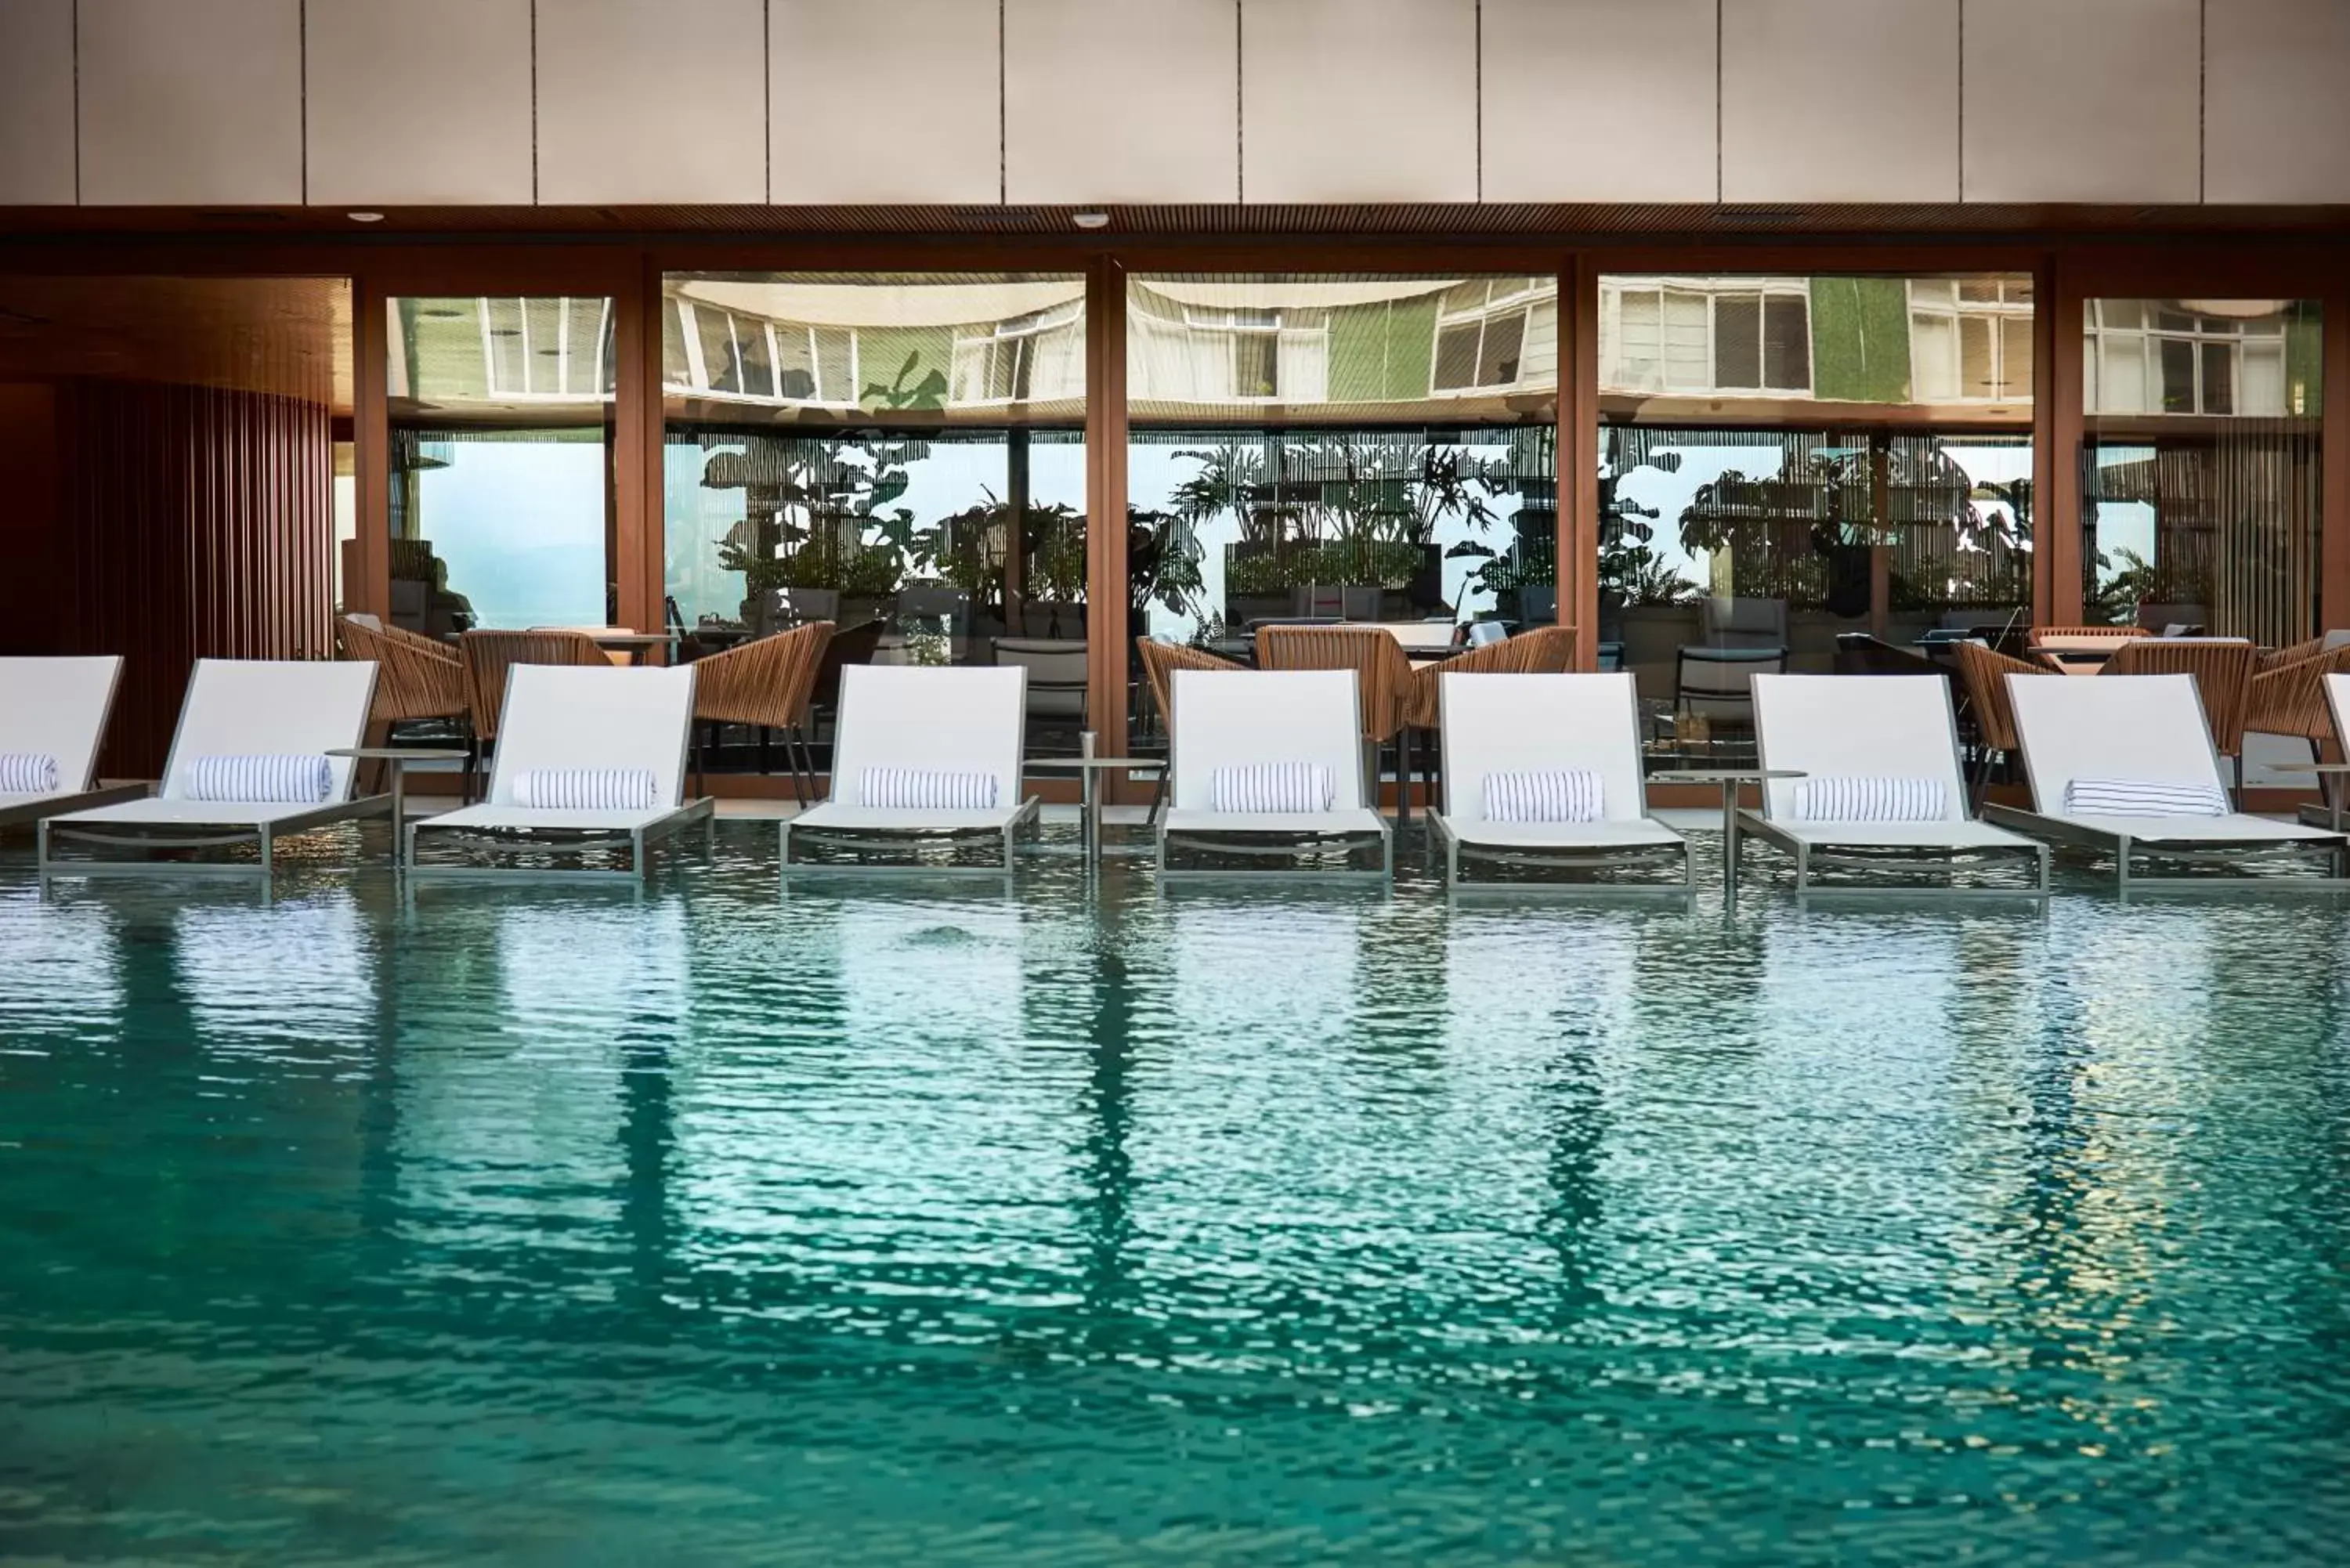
[1211,762,1334,814]
[1791,776,1948,822]
[1483,768,1603,822]
[186,754,333,804]
[0,753,60,793]
[2063,777,2229,818]
[859,768,1000,811]
[515,768,660,810]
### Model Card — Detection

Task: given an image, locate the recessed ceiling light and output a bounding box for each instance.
[348,211,385,223]
[1072,211,1109,230]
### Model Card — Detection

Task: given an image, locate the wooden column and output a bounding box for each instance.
[1561,255,1600,669]
[2324,277,2350,631]
[2041,253,2084,628]
[1084,255,1132,775]
[1868,431,1892,638]
[352,275,391,622]
[616,252,661,642]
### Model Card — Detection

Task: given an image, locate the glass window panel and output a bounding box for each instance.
[663,271,1088,761]
[695,307,740,395]
[1126,271,1560,789]
[2082,298,2322,644]
[1600,272,2033,774]
[1762,296,1810,391]
[1617,291,1661,390]
[1478,311,1526,386]
[2159,338,2196,413]
[815,328,853,402]
[776,327,816,399]
[661,299,693,385]
[391,294,616,634]
[1432,322,1480,390]
[484,298,525,395]
[2000,316,2034,399]
[1912,314,1958,401]
[523,298,563,395]
[1661,291,1710,390]
[1959,316,1994,399]
[1714,294,1762,388]
[736,318,773,398]
[2200,340,2234,415]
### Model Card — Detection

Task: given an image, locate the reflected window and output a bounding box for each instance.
[1126,273,1559,663]
[2081,298,2319,642]
[1600,273,2035,771]
[1607,278,1811,396]
[661,273,1089,762]
[387,296,616,634]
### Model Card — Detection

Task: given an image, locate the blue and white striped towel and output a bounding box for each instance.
[0,753,60,794]
[1483,768,1603,822]
[1210,763,1334,814]
[859,768,1000,811]
[2063,777,2229,818]
[1791,776,1949,822]
[185,753,334,804]
[515,768,660,810]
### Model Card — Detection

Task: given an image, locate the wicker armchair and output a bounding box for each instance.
[689,621,835,802]
[1253,626,1413,740]
[1508,624,1579,675]
[1954,639,2048,797]
[459,629,609,747]
[337,614,465,728]
[2102,638,2257,761]
[2031,624,2149,644]
[1255,624,1419,818]
[2246,643,2350,746]
[1134,638,1246,826]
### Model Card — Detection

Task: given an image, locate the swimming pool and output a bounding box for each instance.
[2,827,2348,1564]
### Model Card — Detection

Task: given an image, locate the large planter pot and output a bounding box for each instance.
[1619,604,1701,703]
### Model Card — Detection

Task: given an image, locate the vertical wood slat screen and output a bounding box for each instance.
[52,379,334,777]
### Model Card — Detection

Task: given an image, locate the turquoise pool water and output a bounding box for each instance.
[2,828,2348,1565]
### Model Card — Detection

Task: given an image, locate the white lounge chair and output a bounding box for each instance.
[39,658,385,876]
[1984,670,2348,889]
[1430,671,1690,893]
[2298,670,2350,830]
[781,665,1039,875]
[408,663,713,880]
[1737,674,2048,897]
[0,656,146,829]
[1157,668,1390,880]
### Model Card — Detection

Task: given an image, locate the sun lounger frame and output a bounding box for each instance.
[36,659,387,879]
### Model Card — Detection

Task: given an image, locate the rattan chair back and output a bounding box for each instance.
[2100,638,2258,756]
[337,614,466,725]
[1135,638,1244,735]
[2247,643,2350,745]
[460,628,609,742]
[1954,638,2048,754]
[690,621,834,729]
[1253,624,1412,742]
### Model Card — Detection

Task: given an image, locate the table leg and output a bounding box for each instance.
[1722,779,1740,912]
[390,764,407,869]
[1080,731,1099,869]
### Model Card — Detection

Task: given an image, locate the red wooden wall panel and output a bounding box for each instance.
[45,378,332,776]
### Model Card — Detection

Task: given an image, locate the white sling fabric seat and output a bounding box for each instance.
[1986,671,2346,887]
[0,656,145,827]
[1158,668,1390,879]
[1741,674,2047,896]
[41,659,384,874]
[1432,672,1687,891]
[783,665,1039,875]
[410,663,710,880]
